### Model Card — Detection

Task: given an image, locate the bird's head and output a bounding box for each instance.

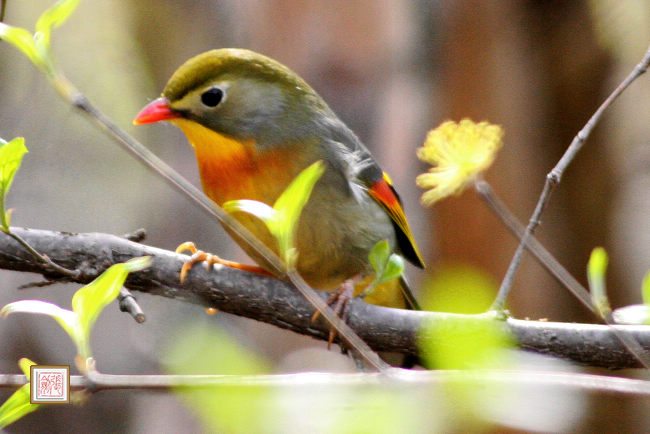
[134,48,329,147]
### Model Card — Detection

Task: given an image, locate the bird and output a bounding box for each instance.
[134,48,424,317]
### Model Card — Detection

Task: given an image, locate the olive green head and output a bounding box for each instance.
[162,48,331,146]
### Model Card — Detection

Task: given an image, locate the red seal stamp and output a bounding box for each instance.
[30,365,70,404]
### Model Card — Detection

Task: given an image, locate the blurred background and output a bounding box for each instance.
[1,0,649,432]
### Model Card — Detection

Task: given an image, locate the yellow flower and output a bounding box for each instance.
[416,119,504,206]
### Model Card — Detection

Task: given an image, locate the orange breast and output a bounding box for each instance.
[171,118,302,206]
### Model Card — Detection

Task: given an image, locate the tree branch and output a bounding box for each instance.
[1,227,649,369]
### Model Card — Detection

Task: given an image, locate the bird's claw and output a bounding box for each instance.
[311,279,355,351]
[175,242,225,283]
[175,241,273,283]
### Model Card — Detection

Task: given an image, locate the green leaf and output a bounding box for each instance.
[587,247,610,317]
[368,239,391,278]
[35,0,81,48]
[0,384,39,429]
[420,312,514,373]
[271,161,324,224]
[642,271,650,306]
[421,264,496,314]
[587,246,608,284]
[164,323,271,433]
[2,257,149,360]
[362,240,405,298]
[0,357,40,428]
[223,199,277,224]
[0,137,28,231]
[1,300,80,343]
[380,254,404,284]
[0,0,81,77]
[0,359,39,428]
[270,161,325,260]
[224,161,325,265]
[18,358,36,379]
[72,256,150,348]
[0,23,40,66]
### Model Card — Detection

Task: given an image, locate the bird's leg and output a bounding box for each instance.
[175,241,272,283]
[311,277,358,351]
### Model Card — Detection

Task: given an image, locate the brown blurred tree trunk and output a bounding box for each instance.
[434,1,612,321]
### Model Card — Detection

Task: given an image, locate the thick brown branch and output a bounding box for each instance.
[0,227,649,369]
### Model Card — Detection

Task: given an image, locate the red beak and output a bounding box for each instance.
[133,97,180,125]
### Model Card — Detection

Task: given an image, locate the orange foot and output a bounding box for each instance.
[311,278,356,350]
[175,241,272,283]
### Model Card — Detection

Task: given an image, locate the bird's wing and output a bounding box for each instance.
[320,119,425,269]
[360,165,425,269]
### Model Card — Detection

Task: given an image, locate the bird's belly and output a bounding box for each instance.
[220,181,396,291]
[293,188,397,290]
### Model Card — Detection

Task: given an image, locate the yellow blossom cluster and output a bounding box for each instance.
[416,119,504,206]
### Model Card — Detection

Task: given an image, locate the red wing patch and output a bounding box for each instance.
[367,173,425,268]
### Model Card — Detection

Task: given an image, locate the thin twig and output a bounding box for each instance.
[2,230,79,278]
[118,287,145,323]
[0,0,6,23]
[475,179,650,368]
[18,279,67,289]
[2,369,650,396]
[491,42,650,311]
[122,228,147,243]
[475,180,594,312]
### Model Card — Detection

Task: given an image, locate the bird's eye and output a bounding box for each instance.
[201,88,224,107]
